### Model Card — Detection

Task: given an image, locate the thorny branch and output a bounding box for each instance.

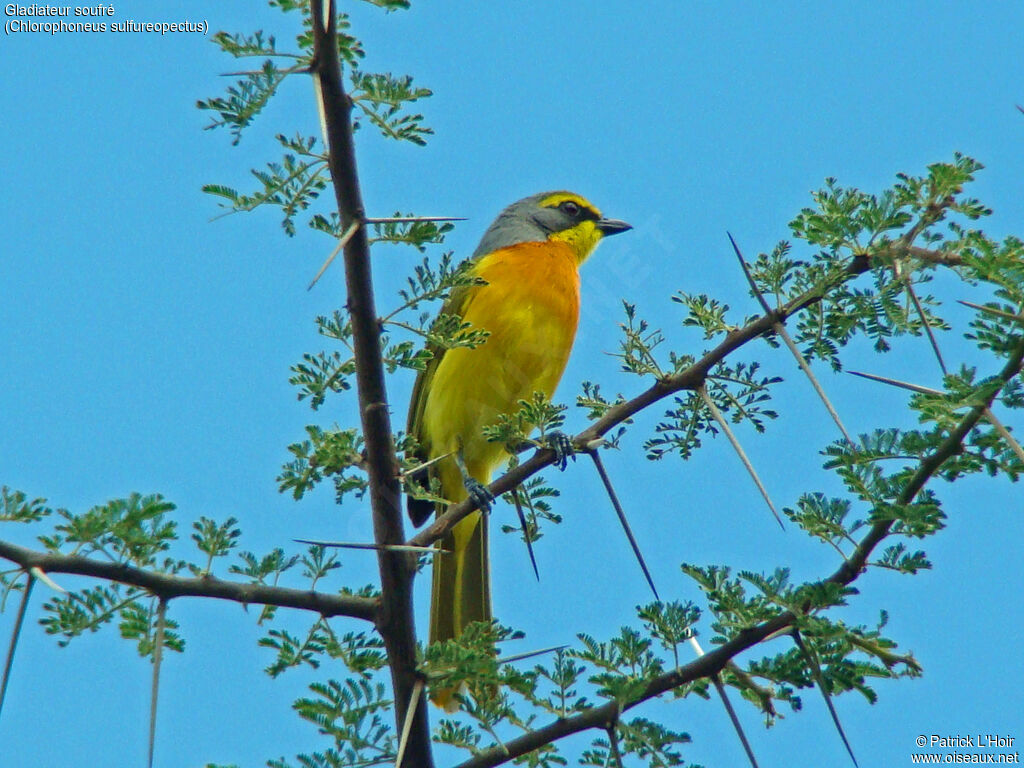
[307,2,433,765]
[408,244,955,550]
[0,539,378,621]
[452,335,1024,768]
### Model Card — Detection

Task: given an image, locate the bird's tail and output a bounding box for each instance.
[429,509,491,710]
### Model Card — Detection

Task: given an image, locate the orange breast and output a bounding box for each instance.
[422,240,581,483]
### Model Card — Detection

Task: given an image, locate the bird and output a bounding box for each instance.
[405,191,631,702]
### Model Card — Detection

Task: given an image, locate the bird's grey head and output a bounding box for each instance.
[472,191,604,257]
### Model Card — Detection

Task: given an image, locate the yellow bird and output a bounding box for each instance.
[406,191,631,666]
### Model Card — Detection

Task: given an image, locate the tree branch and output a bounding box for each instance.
[453,614,795,768]
[452,333,1024,768]
[410,244,952,550]
[0,539,377,621]
[308,2,432,764]
[827,334,1024,588]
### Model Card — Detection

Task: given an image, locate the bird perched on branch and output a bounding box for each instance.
[406,191,631,706]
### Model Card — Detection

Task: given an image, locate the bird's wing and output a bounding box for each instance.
[405,272,480,525]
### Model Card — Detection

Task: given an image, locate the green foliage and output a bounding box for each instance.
[231,548,302,583]
[614,301,668,378]
[270,678,395,768]
[674,293,752,340]
[575,381,626,421]
[261,619,386,678]
[299,545,343,589]
[421,621,524,701]
[500,475,562,544]
[581,718,693,767]
[482,392,568,452]
[191,516,242,575]
[745,614,921,712]
[202,134,328,235]
[290,312,356,410]
[645,361,781,460]
[197,59,299,146]
[784,493,862,553]
[230,547,302,622]
[0,486,54,523]
[290,254,490,426]
[681,565,784,637]
[528,649,589,719]
[368,213,454,251]
[730,154,989,370]
[279,426,367,502]
[199,0,429,242]
[120,599,185,656]
[40,584,184,656]
[40,493,177,566]
[350,72,433,145]
[573,628,665,703]
[395,253,483,311]
[637,600,701,668]
[357,0,410,10]
[418,313,491,354]
[873,543,931,574]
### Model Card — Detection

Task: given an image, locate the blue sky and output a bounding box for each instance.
[2,1,1023,766]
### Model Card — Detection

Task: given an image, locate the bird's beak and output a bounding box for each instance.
[596,218,632,236]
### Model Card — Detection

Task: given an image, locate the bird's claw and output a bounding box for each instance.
[546,430,576,471]
[453,440,493,512]
[464,477,494,513]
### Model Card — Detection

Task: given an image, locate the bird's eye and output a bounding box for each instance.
[560,201,581,217]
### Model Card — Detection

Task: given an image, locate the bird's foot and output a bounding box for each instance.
[546,430,576,471]
[454,441,494,512]
[463,476,494,513]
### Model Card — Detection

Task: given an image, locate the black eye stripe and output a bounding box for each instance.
[556,200,599,221]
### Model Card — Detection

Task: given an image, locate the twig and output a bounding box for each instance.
[848,371,1024,464]
[713,675,761,767]
[29,566,65,593]
[984,409,1024,465]
[0,573,34,720]
[148,598,167,768]
[606,723,624,768]
[307,220,360,290]
[830,337,1024,587]
[722,662,778,718]
[0,539,377,621]
[293,539,441,553]
[366,216,467,224]
[497,645,568,665]
[395,677,423,768]
[957,300,1024,324]
[726,233,774,315]
[900,269,947,374]
[728,232,854,445]
[510,491,540,581]
[587,450,659,599]
[847,370,941,396]
[791,630,859,767]
[777,327,855,444]
[890,244,964,267]
[698,385,783,529]
[688,636,761,768]
[218,60,306,77]
[399,450,454,479]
